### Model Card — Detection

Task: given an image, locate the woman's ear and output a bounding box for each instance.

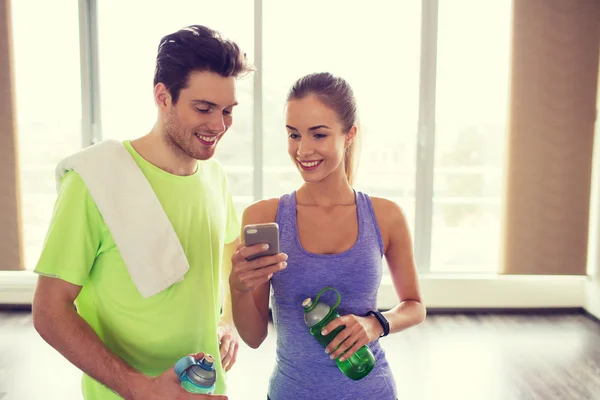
[345,125,358,148]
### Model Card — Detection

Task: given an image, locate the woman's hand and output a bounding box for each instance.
[229,243,287,293]
[321,314,383,361]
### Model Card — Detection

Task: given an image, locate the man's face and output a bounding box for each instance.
[162,70,238,161]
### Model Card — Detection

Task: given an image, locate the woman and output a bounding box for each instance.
[229,72,426,400]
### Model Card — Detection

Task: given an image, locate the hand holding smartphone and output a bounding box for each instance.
[230,222,286,293]
[243,223,280,261]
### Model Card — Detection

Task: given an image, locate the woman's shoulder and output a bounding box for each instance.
[243,197,280,224]
[363,194,408,236]
[364,195,404,219]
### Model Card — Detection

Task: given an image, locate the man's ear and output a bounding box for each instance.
[154,82,172,111]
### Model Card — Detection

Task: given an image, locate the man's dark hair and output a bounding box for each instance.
[153,25,254,104]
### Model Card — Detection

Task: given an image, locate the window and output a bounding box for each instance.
[431,0,512,272]
[12,1,512,273]
[12,0,82,269]
[263,0,422,238]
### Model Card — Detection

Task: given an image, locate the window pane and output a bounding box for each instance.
[97,0,254,206]
[263,0,421,240]
[432,0,512,272]
[12,0,82,268]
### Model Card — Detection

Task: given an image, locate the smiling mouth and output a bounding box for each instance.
[297,159,323,170]
[195,133,218,146]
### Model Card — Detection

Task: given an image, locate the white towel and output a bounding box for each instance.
[55,140,189,298]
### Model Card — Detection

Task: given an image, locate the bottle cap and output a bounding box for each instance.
[302,298,313,309]
[203,354,214,367]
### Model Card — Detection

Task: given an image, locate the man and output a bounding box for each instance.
[32,25,253,399]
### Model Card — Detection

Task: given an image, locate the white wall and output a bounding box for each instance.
[1,270,588,309]
[586,69,600,320]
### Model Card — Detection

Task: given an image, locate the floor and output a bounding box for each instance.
[1,310,599,400]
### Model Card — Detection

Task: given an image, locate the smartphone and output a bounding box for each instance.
[243,222,280,261]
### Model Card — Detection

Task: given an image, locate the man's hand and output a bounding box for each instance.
[218,322,240,372]
[130,353,228,400]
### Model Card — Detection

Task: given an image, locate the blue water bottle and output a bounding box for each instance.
[174,354,217,394]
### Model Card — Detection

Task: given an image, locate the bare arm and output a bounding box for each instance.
[323,198,426,361]
[32,276,147,399]
[230,265,271,349]
[229,199,286,349]
[378,199,426,333]
[33,277,227,399]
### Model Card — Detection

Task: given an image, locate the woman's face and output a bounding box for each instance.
[286,95,353,183]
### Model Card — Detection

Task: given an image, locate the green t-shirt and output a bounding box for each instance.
[34,140,240,399]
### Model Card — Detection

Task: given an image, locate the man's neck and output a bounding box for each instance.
[131,129,198,176]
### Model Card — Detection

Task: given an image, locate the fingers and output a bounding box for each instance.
[232,244,287,274]
[339,340,364,362]
[321,316,346,336]
[237,252,288,271]
[224,343,239,372]
[220,335,232,365]
[233,261,286,292]
[233,244,269,262]
[189,352,205,361]
[329,327,357,360]
[231,244,288,292]
[324,315,372,361]
[325,325,353,357]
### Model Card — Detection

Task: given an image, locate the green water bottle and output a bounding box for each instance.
[302,287,376,380]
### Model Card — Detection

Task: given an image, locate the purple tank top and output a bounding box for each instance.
[268,190,397,400]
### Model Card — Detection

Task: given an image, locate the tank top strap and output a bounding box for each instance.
[276,192,297,242]
[355,191,384,256]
